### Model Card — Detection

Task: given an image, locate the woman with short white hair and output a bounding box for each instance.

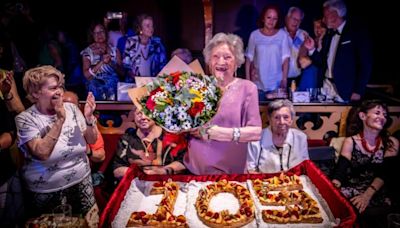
[184,33,262,175]
[247,99,309,173]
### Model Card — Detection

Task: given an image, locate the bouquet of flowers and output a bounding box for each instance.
[139,71,222,133]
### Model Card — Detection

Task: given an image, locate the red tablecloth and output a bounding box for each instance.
[99,160,356,228]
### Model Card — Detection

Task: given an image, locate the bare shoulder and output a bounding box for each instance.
[343,136,355,145]
[340,136,355,158]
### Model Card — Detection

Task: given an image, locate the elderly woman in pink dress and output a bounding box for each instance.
[184,33,262,175]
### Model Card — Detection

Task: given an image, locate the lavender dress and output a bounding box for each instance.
[184,78,261,174]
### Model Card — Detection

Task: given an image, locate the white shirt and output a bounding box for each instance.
[283,28,308,78]
[323,21,346,102]
[246,29,290,91]
[16,103,91,193]
[247,127,309,173]
[326,21,346,79]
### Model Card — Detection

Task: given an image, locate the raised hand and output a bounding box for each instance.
[303,36,315,51]
[102,53,112,64]
[84,92,96,120]
[51,92,66,120]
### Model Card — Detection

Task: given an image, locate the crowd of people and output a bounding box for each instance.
[0,0,399,228]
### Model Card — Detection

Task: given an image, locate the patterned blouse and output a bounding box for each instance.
[80,44,119,100]
[81,43,119,80]
[122,35,167,82]
[15,103,90,193]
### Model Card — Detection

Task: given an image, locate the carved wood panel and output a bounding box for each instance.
[92,103,400,140]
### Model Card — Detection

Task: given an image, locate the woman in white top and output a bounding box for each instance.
[15,66,99,225]
[247,99,309,173]
[245,5,290,101]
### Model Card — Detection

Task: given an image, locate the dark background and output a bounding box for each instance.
[2,0,398,92]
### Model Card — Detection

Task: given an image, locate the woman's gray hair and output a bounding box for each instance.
[323,0,347,18]
[203,33,245,67]
[267,99,296,118]
[286,6,304,20]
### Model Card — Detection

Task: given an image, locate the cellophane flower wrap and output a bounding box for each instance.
[140,71,222,133]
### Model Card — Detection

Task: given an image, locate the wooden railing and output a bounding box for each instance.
[89,101,400,140]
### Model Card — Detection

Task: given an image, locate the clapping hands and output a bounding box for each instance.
[84,92,96,120]
[51,92,66,120]
[303,36,315,51]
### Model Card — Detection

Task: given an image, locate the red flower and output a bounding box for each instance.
[146,87,164,111]
[146,97,156,111]
[149,87,164,96]
[170,71,181,77]
[188,102,205,117]
[162,132,188,157]
[170,71,181,85]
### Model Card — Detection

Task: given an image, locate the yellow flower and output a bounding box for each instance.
[189,88,203,102]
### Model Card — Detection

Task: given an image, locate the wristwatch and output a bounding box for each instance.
[86,117,97,126]
[233,127,241,142]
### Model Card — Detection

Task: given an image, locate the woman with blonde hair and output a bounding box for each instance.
[15,65,99,226]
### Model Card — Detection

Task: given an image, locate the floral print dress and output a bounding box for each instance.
[340,137,389,207]
[81,44,119,100]
[122,35,167,82]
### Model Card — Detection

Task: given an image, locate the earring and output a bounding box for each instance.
[140,30,143,35]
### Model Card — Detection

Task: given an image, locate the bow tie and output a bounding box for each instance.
[329,29,341,36]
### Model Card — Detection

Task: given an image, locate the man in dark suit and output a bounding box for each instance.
[304,0,372,102]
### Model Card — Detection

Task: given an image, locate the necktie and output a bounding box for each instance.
[333,29,341,36]
[328,29,341,36]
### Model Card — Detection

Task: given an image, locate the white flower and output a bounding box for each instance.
[178,111,187,121]
[141,72,221,133]
[205,103,213,110]
[182,121,192,130]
